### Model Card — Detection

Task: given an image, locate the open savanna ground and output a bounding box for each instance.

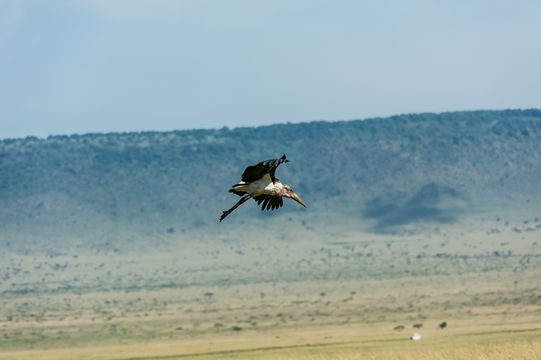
[1,316,540,359]
[1,210,541,359]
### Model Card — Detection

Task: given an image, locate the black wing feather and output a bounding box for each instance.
[241,154,289,183]
[253,195,284,211]
[262,198,270,210]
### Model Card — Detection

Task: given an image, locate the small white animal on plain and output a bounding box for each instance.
[410,333,422,341]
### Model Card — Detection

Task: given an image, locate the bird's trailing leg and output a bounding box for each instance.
[220,194,251,222]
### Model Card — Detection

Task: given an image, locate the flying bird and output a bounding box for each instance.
[220,154,306,222]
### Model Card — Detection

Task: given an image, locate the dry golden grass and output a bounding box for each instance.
[2,218,541,359]
[1,322,540,360]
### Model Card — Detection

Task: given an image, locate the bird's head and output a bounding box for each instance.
[281,185,306,207]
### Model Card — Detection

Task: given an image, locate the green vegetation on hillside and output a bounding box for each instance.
[1,109,540,247]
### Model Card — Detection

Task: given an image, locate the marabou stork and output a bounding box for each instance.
[220,154,306,222]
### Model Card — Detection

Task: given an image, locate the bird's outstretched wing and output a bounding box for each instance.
[241,154,289,183]
[253,195,284,211]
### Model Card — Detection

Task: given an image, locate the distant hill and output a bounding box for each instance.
[1,109,540,248]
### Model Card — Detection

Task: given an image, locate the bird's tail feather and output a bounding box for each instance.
[229,188,245,196]
[229,182,248,196]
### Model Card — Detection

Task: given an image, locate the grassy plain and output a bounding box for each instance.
[2,322,541,360]
[1,210,540,359]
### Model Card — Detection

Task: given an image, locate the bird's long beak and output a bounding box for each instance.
[291,192,306,207]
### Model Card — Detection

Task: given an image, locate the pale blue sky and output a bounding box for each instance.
[1,0,540,139]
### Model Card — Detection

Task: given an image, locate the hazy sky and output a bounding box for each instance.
[1,1,540,139]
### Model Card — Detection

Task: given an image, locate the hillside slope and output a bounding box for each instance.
[1,109,540,247]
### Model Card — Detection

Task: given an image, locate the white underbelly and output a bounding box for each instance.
[250,178,275,195]
[236,175,281,196]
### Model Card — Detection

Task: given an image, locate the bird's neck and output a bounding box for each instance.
[276,184,291,197]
